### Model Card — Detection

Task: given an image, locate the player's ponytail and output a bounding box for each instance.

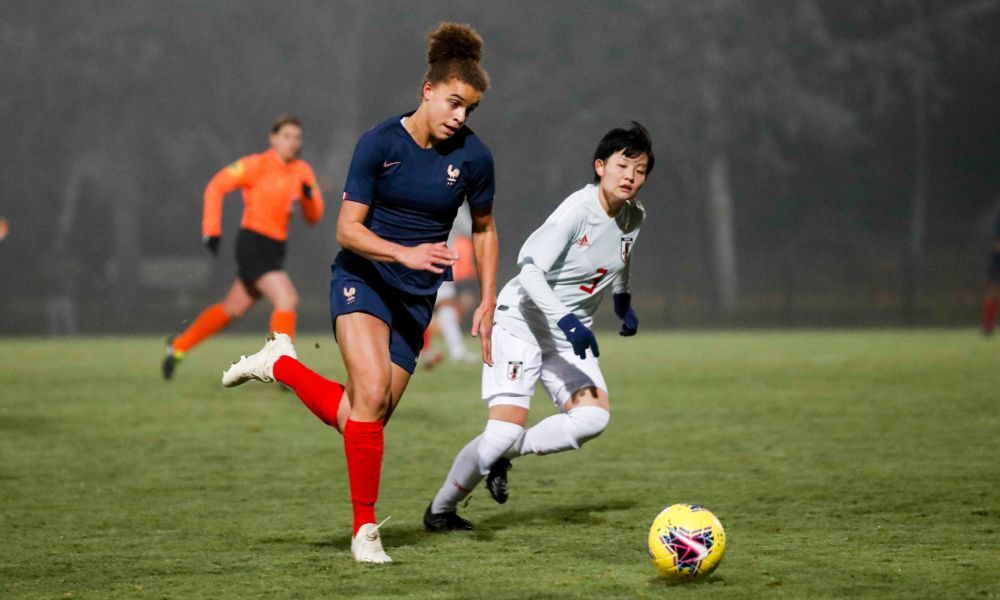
[424,22,490,92]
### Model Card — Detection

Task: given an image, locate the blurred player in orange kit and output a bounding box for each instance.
[162,116,324,379]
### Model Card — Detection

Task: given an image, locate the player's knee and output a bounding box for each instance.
[567,385,609,411]
[477,419,524,473]
[351,378,391,409]
[223,301,251,319]
[566,406,610,448]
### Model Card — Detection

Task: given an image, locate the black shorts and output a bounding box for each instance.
[990,251,1000,282]
[236,229,286,289]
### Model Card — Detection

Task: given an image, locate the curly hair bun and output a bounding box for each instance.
[428,22,483,64]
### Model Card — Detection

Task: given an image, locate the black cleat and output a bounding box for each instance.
[423,503,474,532]
[486,457,512,504]
[162,337,182,380]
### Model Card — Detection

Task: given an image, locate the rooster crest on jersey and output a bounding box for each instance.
[446,164,460,186]
[343,287,357,304]
[506,360,523,381]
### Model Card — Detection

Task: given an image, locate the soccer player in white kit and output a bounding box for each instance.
[424,122,653,531]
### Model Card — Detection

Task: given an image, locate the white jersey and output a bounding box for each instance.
[495,184,644,353]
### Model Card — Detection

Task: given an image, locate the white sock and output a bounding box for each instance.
[505,406,610,457]
[430,420,524,514]
[437,305,468,359]
[477,419,524,475]
[431,434,484,514]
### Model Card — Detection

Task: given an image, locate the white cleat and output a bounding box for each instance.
[221,332,297,388]
[351,519,392,564]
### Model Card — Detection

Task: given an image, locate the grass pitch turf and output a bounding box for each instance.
[1,330,998,598]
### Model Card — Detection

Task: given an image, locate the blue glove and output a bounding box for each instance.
[613,293,638,337]
[557,314,600,359]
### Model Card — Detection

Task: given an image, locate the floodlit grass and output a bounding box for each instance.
[1,330,998,598]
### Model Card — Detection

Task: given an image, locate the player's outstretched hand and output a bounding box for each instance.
[557,314,600,359]
[203,235,221,256]
[399,242,457,274]
[613,293,638,337]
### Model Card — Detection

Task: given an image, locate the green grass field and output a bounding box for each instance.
[2,330,998,599]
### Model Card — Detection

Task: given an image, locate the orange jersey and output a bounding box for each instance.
[202,148,324,242]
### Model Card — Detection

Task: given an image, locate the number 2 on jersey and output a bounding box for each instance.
[579,268,608,294]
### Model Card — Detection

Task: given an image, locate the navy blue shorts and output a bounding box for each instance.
[329,259,436,374]
[990,251,1000,282]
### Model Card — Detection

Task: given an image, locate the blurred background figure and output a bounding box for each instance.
[42,240,81,336]
[422,205,481,367]
[982,206,1000,335]
[162,116,324,379]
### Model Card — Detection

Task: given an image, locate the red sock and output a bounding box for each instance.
[343,419,384,535]
[983,298,998,333]
[273,356,345,431]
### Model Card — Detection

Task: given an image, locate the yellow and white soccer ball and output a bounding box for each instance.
[647,503,726,580]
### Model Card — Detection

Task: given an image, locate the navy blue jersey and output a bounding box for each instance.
[337,113,495,295]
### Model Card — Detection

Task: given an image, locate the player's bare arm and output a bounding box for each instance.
[336,200,457,273]
[469,205,498,365]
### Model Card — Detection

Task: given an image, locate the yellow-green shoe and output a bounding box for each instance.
[162,338,185,380]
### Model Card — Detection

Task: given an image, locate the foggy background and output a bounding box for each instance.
[2,0,1000,335]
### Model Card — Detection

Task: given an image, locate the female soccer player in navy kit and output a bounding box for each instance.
[222,23,497,564]
[424,123,652,532]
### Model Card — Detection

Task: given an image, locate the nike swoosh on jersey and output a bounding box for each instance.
[671,530,709,561]
[383,161,401,168]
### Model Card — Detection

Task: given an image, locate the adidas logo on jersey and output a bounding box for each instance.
[574,234,591,247]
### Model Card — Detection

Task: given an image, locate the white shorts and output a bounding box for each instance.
[482,323,607,410]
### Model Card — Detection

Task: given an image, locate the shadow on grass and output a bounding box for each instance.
[304,497,638,550]
[647,574,727,587]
